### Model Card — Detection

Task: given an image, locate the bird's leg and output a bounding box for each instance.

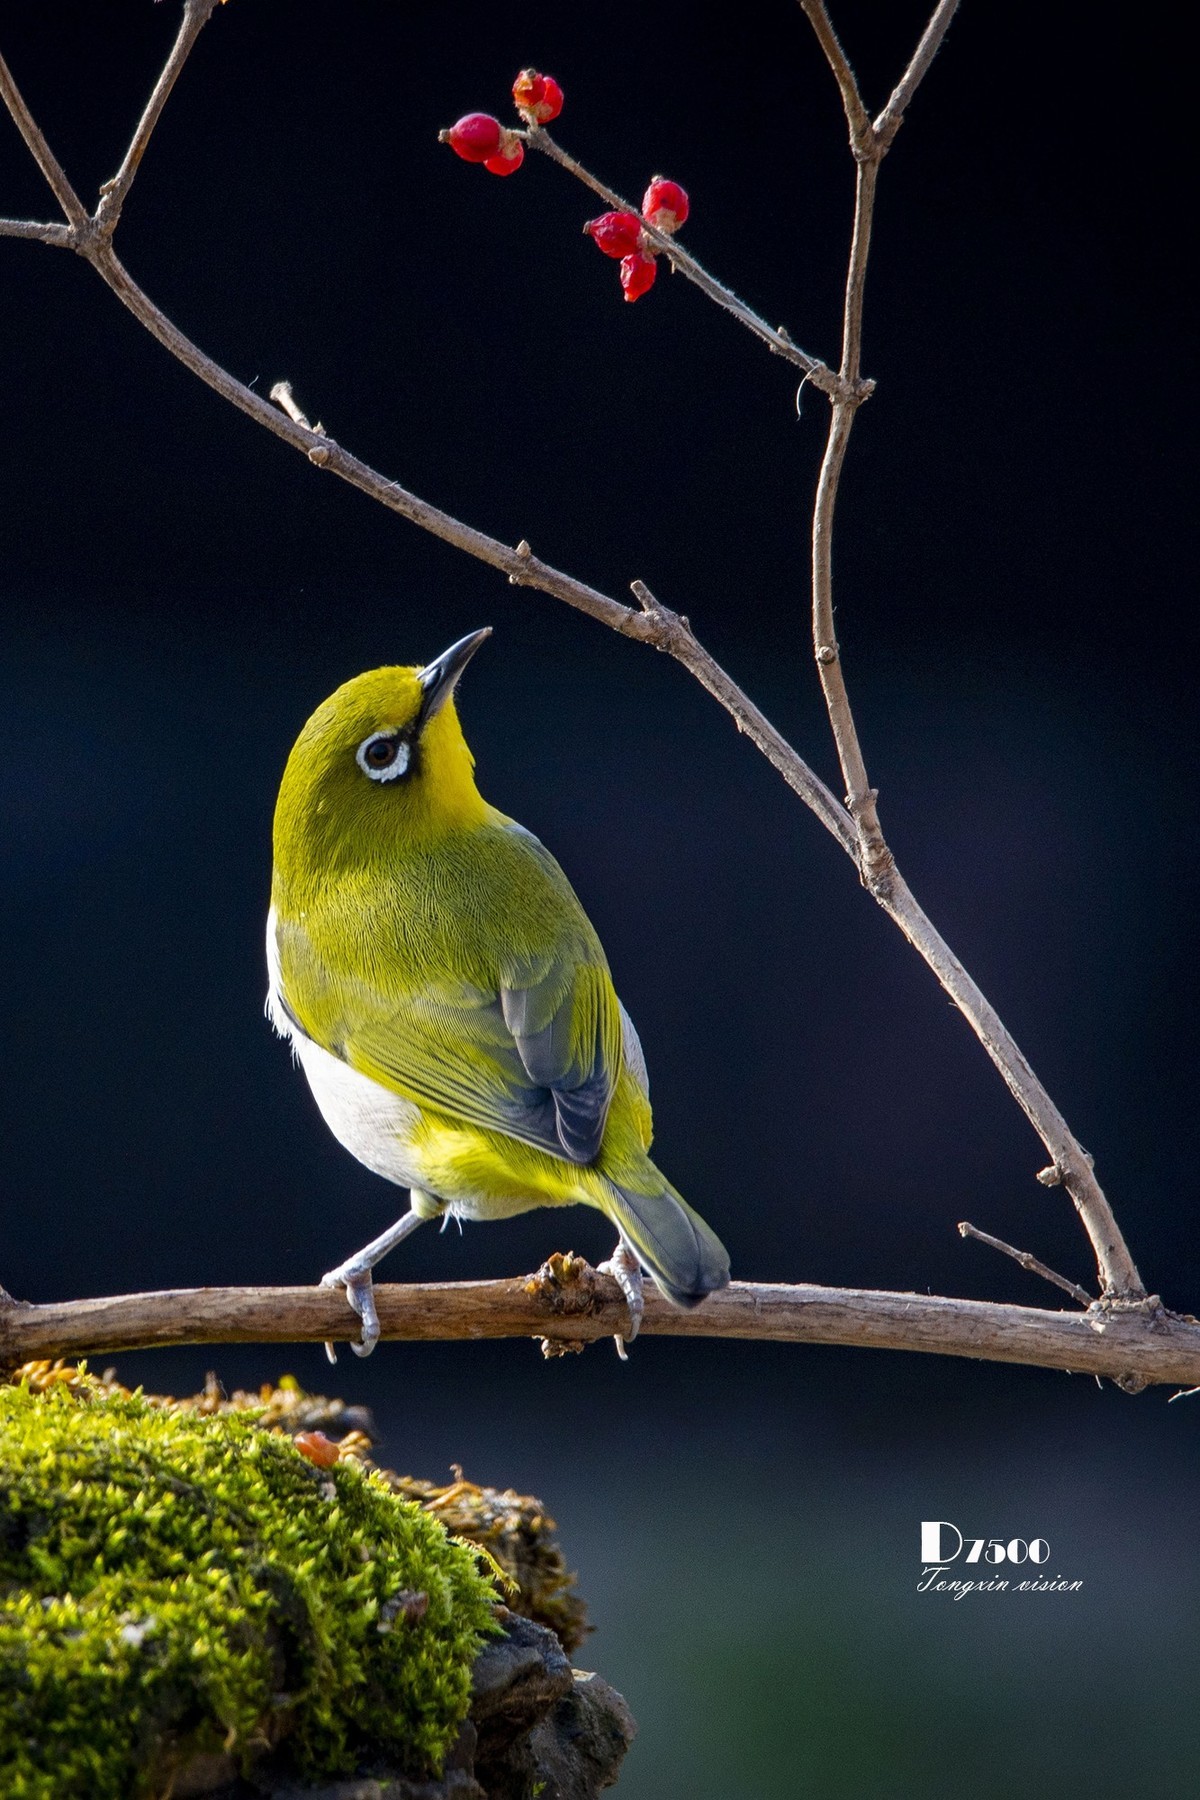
[598,1237,645,1361]
[320,1202,430,1362]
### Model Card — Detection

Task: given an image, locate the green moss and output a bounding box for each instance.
[0,1377,499,1799]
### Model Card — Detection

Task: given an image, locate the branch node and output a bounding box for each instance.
[308,444,331,468]
[816,643,838,665]
[523,1251,613,1326]
[1036,1163,1064,1187]
[508,542,535,586]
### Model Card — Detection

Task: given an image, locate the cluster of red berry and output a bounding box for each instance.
[442,68,563,178]
[583,179,690,302]
[442,70,690,304]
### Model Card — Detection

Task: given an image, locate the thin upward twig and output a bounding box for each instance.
[0,2,1148,1314]
[874,0,962,149]
[797,0,872,148]
[94,0,220,235]
[808,155,883,871]
[958,1221,1094,1308]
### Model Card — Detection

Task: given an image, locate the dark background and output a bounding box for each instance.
[2,3,1197,1793]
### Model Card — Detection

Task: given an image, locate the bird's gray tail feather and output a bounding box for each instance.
[604,1174,730,1308]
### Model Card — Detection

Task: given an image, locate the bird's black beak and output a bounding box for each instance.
[416,627,492,727]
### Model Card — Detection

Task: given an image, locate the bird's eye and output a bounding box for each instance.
[356,733,411,782]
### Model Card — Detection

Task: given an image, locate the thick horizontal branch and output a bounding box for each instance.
[1,1267,1191,1391]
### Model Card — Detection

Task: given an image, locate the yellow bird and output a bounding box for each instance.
[267,630,730,1357]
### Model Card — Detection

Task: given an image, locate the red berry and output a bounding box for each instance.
[583,210,644,259]
[642,177,689,234]
[513,68,564,124]
[294,1430,339,1469]
[445,113,503,164]
[620,252,657,302]
[484,131,525,176]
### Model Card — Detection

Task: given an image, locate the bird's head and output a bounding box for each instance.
[273,628,492,889]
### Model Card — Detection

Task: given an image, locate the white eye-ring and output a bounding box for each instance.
[356,733,411,782]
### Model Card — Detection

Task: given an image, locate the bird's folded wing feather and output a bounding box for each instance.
[277,920,625,1167]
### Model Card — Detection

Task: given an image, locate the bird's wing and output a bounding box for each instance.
[342,957,621,1166]
[274,836,625,1165]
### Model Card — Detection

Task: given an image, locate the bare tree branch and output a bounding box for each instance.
[0,1267,1186,1392]
[958,1220,1094,1309]
[93,0,220,237]
[0,4,1149,1321]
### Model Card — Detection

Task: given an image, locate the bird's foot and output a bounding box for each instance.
[320,1262,381,1363]
[598,1240,644,1361]
[316,1205,429,1361]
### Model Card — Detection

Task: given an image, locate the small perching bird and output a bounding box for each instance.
[267,630,730,1358]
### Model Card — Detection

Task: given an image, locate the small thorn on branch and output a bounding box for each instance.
[630,579,689,647]
[958,1220,1093,1308]
[269,380,323,436]
[508,539,534,584]
[630,579,688,628]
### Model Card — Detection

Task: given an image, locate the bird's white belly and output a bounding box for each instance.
[266,906,424,1189]
[292,1028,425,1190]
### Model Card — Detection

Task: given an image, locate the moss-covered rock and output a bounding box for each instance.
[0,1375,499,1799]
[15,1364,590,1656]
